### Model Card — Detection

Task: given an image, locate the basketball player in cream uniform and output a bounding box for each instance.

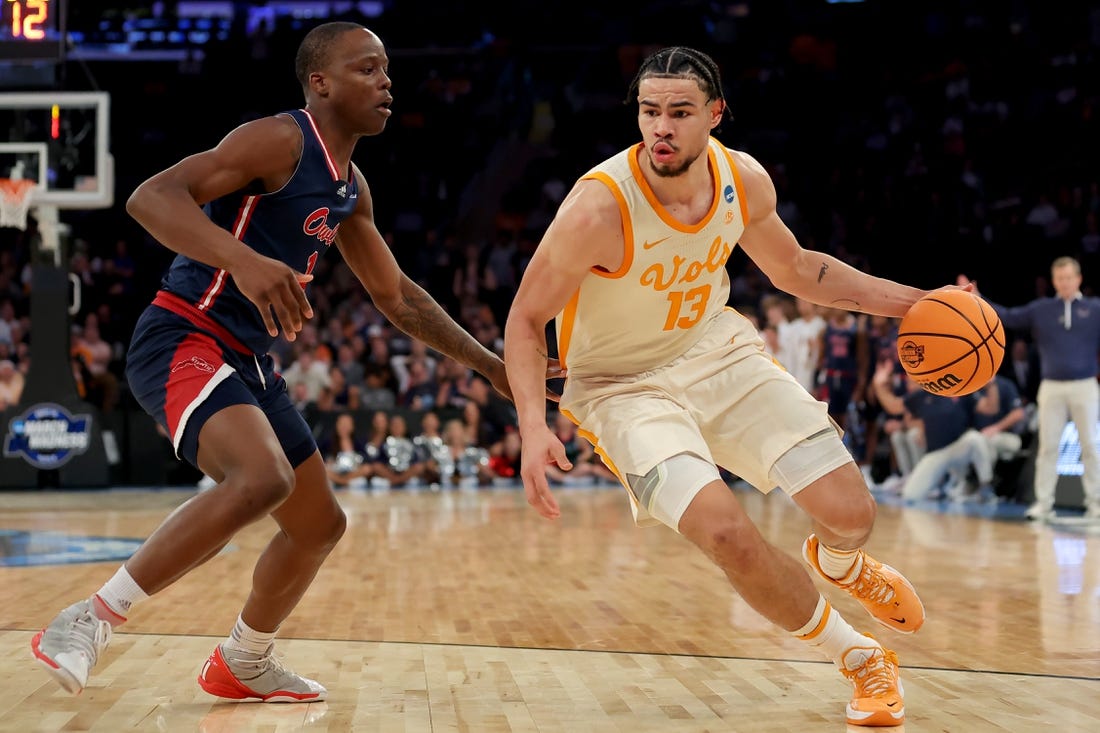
[505,47,971,727]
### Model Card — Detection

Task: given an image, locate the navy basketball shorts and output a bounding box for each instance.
[125,303,317,471]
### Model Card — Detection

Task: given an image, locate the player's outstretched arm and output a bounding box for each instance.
[731,149,930,319]
[126,116,315,340]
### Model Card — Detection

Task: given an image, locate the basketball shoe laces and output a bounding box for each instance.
[848,559,896,605]
[225,644,289,683]
[843,648,897,697]
[60,604,112,667]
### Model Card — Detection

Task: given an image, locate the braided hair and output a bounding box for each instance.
[626,46,730,124]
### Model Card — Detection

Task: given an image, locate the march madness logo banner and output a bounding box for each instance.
[4,403,92,469]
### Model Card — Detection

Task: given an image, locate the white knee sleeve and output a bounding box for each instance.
[768,428,854,495]
[627,453,721,531]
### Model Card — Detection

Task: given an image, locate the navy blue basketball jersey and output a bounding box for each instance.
[156,108,359,355]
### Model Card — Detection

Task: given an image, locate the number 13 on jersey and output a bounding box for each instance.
[663,284,712,330]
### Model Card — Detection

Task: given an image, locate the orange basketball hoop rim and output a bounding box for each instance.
[0,177,37,231]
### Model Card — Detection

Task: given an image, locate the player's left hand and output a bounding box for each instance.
[518,425,570,520]
[952,274,978,294]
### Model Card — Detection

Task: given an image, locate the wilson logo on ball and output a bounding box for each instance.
[896,289,1005,397]
[898,341,925,369]
[917,373,962,394]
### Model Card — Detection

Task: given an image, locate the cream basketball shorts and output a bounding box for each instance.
[560,308,845,526]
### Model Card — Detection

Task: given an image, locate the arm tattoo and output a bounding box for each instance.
[817,262,829,283]
[536,346,549,360]
[830,298,862,311]
[387,279,494,372]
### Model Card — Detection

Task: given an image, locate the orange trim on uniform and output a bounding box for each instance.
[718,143,751,227]
[579,171,634,279]
[556,290,581,370]
[629,142,720,233]
[560,407,626,488]
[797,600,833,640]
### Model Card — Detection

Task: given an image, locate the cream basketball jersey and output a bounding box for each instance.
[555,138,749,377]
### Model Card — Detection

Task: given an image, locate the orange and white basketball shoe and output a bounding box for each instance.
[841,640,905,727]
[198,643,326,703]
[802,534,925,633]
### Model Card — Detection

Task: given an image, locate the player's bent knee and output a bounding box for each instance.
[316,507,348,550]
[822,489,877,537]
[227,457,296,517]
[290,507,347,553]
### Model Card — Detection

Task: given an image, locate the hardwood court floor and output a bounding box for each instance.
[0,483,1097,732]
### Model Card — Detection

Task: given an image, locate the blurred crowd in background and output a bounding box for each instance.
[2,0,1099,492]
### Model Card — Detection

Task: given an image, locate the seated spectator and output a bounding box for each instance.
[871,360,994,503]
[334,342,366,394]
[399,357,439,410]
[543,412,618,485]
[72,316,119,413]
[966,374,1029,498]
[390,339,438,396]
[380,413,428,488]
[436,418,494,487]
[327,367,354,410]
[361,409,393,474]
[0,358,23,411]
[869,357,918,491]
[488,428,522,480]
[282,348,331,403]
[323,412,370,489]
[434,356,473,410]
[463,374,518,447]
[359,363,397,411]
[413,411,449,483]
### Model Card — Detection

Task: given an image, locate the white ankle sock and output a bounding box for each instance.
[816,542,863,581]
[225,615,278,657]
[793,596,874,665]
[94,566,149,623]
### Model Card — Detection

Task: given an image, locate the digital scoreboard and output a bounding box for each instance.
[1,0,65,62]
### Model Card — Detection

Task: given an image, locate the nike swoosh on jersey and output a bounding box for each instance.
[643,236,671,249]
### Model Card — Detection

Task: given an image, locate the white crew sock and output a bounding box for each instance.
[793,596,876,665]
[816,542,863,581]
[224,614,278,657]
[94,566,150,624]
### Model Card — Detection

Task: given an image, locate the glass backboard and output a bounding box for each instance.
[0,91,112,210]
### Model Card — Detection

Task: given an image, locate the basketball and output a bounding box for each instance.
[896,289,1005,396]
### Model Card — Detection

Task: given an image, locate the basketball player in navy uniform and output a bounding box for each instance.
[31,22,551,703]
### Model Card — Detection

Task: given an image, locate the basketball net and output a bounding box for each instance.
[0,177,36,231]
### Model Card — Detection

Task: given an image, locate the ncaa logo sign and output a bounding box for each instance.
[723,185,736,204]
